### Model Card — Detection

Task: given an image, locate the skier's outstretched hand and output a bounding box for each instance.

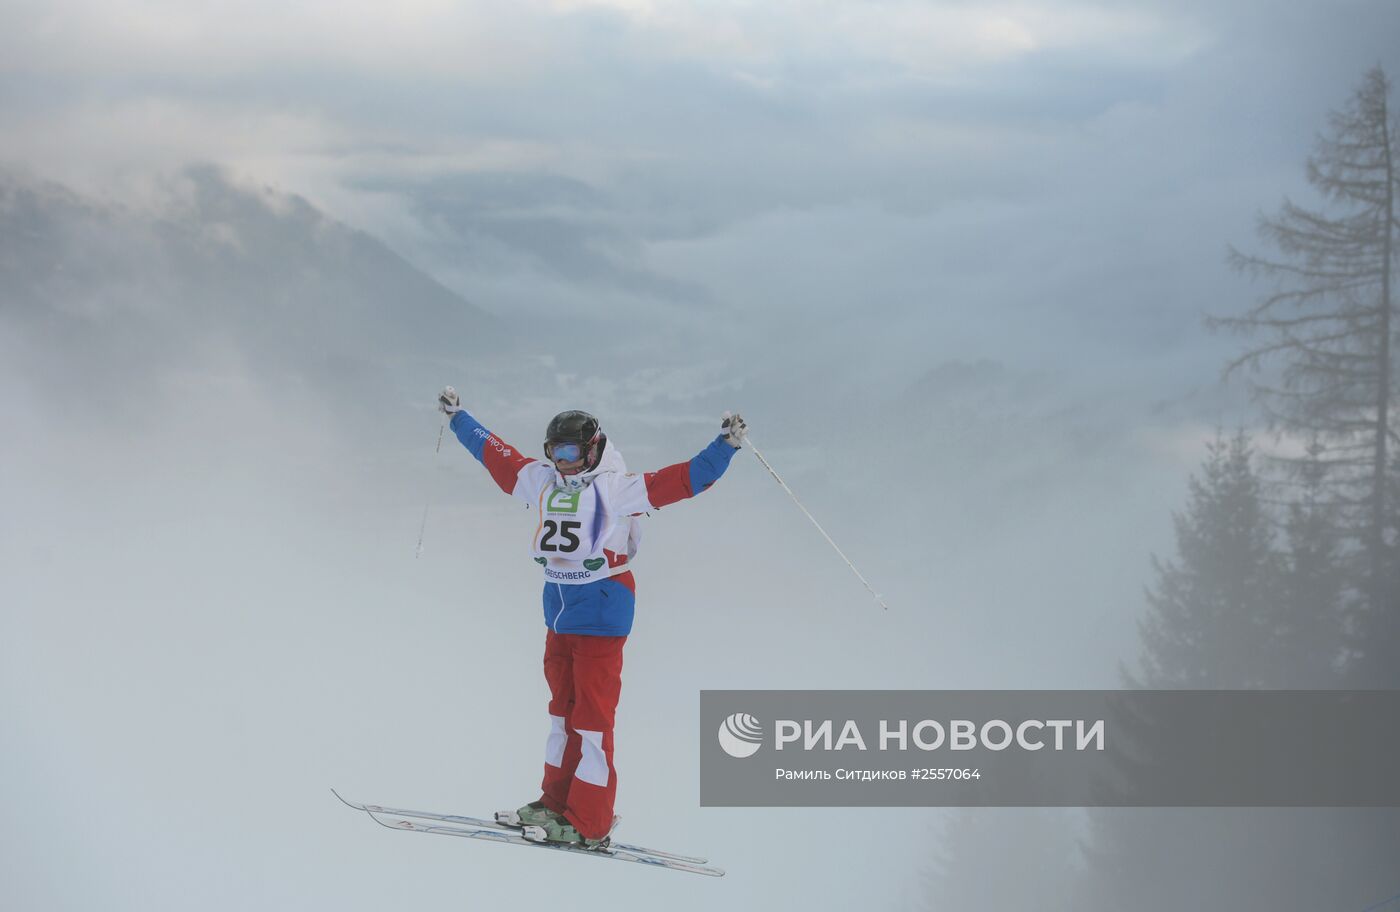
[438,386,462,416]
[721,411,747,448]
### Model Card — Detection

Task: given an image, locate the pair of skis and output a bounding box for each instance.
[332,790,724,877]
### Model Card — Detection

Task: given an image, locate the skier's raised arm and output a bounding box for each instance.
[602,412,747,515]
[438,386,555,502]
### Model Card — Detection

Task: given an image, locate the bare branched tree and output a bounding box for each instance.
[1213,66,1398,680]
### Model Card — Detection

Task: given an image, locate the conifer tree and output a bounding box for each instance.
[1217,67,1398,682]
[1137,433,1281,688]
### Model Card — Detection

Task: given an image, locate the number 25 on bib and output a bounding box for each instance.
[532,488,602,557]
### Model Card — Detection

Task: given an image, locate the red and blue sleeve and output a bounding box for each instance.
[638,436,738,509]
[449,409,540,496]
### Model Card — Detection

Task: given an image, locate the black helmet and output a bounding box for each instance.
[543,410,607,474]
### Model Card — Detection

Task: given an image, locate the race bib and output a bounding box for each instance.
[530,486,608,560]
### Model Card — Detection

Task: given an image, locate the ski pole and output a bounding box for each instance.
[745,438,887,610]
[416,417,446,559]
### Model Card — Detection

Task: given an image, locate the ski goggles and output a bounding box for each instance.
[545,442,584,462]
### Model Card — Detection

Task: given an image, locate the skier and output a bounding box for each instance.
[436,387,747,848]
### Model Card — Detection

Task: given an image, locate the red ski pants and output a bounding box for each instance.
[537,630,626,840]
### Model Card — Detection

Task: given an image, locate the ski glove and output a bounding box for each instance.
[438,386,462,416]
[721,411,748,448]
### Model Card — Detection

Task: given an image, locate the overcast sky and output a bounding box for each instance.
[4,2,1400,911]
[5,0,1397,387]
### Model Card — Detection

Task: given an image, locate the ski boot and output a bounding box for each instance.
[495,800,557,828]
[520,814,619,851]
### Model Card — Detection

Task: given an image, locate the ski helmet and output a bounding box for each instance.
[543,410,606,475]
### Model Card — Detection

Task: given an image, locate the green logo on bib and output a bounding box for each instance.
[584,558,605,571]
[535,557,547,566]
[545,490,581,514]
